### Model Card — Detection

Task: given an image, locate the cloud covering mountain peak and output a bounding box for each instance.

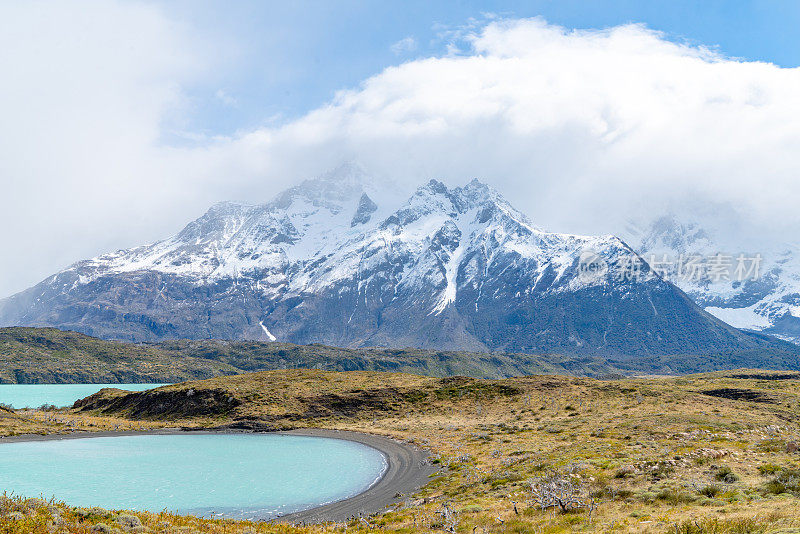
[4,10,800,302]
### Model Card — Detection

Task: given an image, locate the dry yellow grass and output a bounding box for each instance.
[4,369,800,533]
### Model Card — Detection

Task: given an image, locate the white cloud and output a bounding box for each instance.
[216,17,800,239]
[0,1,217,296]
[390,36,418,56]
[3,13,800,297]
[214,89,238,108]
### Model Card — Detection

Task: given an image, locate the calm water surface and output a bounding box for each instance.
[0,434,387,519]
[0,384,168,408]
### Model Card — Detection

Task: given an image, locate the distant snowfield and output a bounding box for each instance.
[705,305,773,330]
[626,213,800,344]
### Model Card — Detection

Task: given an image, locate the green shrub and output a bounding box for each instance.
[459,505,483,513]
[715,466,740,483]
[699,484,722,497]
[757,463,782,476]
[763,468,800,496]
[83,507,109,519]
[115,514,142,529]
[756,439,785,453]
[657,487,696,504]
[636,490,657,503]
[616,489,634,499]
[672,516,761,534]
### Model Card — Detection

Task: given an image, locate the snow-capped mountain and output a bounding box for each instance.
[0,166,792,359]
[626,214,800,343]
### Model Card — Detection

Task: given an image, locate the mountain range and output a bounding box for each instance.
[626,214,800,344]
[1,164,798,364]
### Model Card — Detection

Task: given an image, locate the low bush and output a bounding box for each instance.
[699,484,722,497]
[459,505,482,513]
[757,463,782,476]
[763,468,800,496]
[115,514,142,529]
[755,439,785,453]
[657,487,696,505]
[714,466,740,484]
[672,516,761,534]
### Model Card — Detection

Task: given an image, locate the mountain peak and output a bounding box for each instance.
[318,161,369,186]
[465,177,489,189]
[206,200,250,214]
[458,178,497,201]
[420,178,450,195]
[271,164,369,211]
[414,178,496,203]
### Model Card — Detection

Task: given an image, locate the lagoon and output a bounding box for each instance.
[0,433,387,519]
[0,383,168,409]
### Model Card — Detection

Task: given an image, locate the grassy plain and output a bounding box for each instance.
[3,369,800,533]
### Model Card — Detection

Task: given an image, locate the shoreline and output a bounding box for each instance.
[0,427,438,524]
[273,429,437,523]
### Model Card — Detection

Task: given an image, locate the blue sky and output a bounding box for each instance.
[167,0,800,139]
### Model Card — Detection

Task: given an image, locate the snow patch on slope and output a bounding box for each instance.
[431,210,477,315]
[259,321,277,342]
[705,305,772,330]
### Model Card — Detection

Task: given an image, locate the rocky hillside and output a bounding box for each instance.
[0,326,615,383]
[2,165,798,360]
[5,323,800,384]
[72,370,522,425]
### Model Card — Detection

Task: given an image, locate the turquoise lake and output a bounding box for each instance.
[0,434,387,519]
[0,384,168,408]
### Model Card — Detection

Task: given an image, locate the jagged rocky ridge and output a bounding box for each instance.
[1,166,796,360]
